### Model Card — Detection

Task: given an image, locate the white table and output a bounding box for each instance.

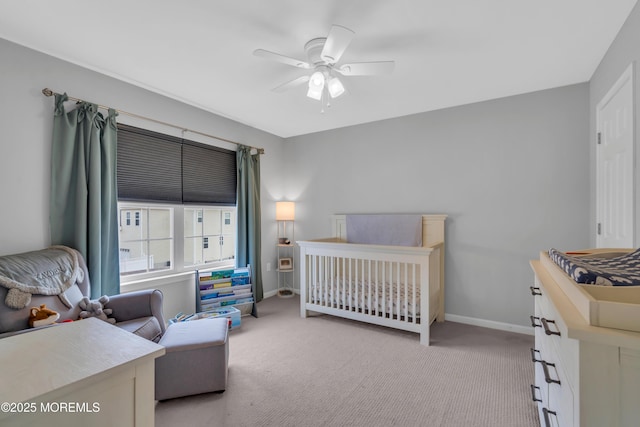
[0,317,164,427]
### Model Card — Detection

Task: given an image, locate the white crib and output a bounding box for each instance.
[298,214,446,346]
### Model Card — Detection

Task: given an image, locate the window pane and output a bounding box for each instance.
[221,209,235,261]
[149,208,171,239]
[184,208,203,238]
[204,235,221,263]
[119,241,148,275]
[204,209,221,235]
[118,204,173,276]
[221,233,235,261]
[149,239,172,271]
[184,236,202,265]
[184,207,236,267]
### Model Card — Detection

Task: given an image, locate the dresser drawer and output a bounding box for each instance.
[532,345,574,427]
[532,282,578,387]
[545,356,574,427]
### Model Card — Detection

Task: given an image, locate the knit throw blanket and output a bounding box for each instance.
[0,245,84,309]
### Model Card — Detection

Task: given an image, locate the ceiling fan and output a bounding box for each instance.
[254,25,394,108]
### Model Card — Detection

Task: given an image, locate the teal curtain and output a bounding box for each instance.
[236,145,263,304]
[50,94,120,298]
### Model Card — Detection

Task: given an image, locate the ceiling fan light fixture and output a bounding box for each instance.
[307,71,325,100]
[328,76,345,98]
[309,71,325,89]
[307,85,323,100]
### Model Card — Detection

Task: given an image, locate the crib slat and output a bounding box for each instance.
[412,263,417,324]
[395,262,400,320]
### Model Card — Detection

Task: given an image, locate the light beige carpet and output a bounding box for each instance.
[155,296,539,427]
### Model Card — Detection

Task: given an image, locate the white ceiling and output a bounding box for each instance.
[1,0,637,138]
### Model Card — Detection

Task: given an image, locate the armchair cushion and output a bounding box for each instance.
[105,289,166,338]
[116,316,163,342]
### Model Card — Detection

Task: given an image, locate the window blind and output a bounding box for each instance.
[117,124,237,205]
[182,141,236,205]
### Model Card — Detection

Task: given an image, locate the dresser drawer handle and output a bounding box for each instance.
[542,408,558,427]
[541,361,561,385]
[530,286,542,296]
[530,348,542,363]
[530,315,542,328]
[541,318,561,337]
[530,384,542,403]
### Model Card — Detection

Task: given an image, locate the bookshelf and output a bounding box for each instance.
[195,265,257,317]
[276,201,295,298]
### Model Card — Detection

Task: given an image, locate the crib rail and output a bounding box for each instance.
[298,239,443,345]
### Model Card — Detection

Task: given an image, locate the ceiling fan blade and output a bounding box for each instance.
[337,61,395,76]
[321,25,355,64]
[272,75,310,93]
[253,49,311,69]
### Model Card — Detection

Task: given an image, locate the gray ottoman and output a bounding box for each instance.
[155,317,229,400]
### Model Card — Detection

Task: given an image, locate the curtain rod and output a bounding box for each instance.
[42,88,265,155]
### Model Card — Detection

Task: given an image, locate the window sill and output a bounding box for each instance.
[120,264,235,292]
[120,270,195,292]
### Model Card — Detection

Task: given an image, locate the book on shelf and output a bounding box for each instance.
[231,276,250,285]
[199,269,235,281]
[232,266,250,277]
[200,284,251,296]
[200,296,254,311]
[200,289,252,300]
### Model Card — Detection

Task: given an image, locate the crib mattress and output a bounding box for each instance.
[548,248,640,286]
[310,279,421,318]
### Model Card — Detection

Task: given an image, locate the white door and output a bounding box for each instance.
[596,64,635,248]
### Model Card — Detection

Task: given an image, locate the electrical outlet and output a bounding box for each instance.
[266,262,271,272]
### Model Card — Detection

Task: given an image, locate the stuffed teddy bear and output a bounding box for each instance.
[78,295,116,324]
[28,304,60,328]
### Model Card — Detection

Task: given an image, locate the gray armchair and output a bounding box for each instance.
[107,289,166,341]
[0,246,166,342]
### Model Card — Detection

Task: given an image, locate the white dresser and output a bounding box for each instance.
[0,317,165,427]
[530,258,640,427]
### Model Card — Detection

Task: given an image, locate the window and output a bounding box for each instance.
[119,206,173,275]
[117,124,237,279]
[184,207,236,267]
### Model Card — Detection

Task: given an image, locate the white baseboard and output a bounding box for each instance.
[264,288,300,299]
[264,289,279,298]
[444,313,534,336]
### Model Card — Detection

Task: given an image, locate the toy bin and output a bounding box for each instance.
[195,306,241,330]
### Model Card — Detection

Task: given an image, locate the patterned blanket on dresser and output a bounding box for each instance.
[548,248,640,286]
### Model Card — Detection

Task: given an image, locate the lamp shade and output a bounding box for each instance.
[328,76,345,98]
[276,201,295,221]
[307,71,325,100]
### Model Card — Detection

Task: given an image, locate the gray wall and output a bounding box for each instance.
[285,84,590,328]
[0,38,285,295]
[589,1,640,247]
